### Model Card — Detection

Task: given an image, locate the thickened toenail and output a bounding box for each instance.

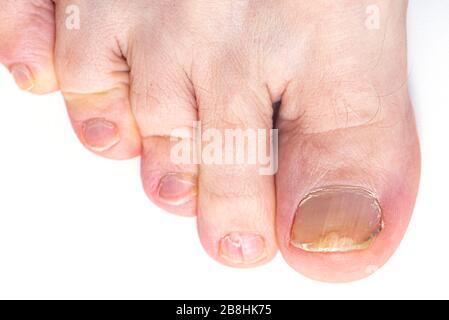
[158,173,197,206]
[290,186,383,253]
[10,64,34,91]
[82,118,120,152]
[219,232,266,264]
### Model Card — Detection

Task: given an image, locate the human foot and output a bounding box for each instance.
[2,0,420,282]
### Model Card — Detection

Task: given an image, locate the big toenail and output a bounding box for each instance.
[158,173,197,206]
[290,186,383,253]
[82,118,120,152]
[219,233,266,264]
[10,64,34,91]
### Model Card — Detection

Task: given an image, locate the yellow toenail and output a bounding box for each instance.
[290,186,383,253]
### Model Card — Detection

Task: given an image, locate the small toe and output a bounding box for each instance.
[0,0,57,94]
[194,71,278,267]
[53,1,141,160]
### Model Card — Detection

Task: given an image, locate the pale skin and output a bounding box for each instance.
[0,0,420,282]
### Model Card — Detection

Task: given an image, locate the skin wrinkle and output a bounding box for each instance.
[302,82,384,134]
[62,86,128,102]
[280,84,402,189]
[284,119,394,218]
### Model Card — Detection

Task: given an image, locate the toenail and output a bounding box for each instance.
[10,64,34,91]
[158,173,197,206]
[82,118,120,152]
[219,232,266,264]
[290,186,383,253]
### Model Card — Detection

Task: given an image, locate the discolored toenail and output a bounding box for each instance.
[219,232,266,264]
[158,173,197,206]
[10,64,34,91]
[82,118,120,152]
[290,186,383,253]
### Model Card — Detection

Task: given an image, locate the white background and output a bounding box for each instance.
[0,0,448,299]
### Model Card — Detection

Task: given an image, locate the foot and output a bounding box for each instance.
[1,0,420,282]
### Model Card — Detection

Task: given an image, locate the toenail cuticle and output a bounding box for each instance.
[10,64,34,91]
[219,232,266,264]
[82,118,120,152]
[290,186,383,253]
[158,173,197,206]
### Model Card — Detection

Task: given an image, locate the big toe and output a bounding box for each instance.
[276,78,420,282]
[273,0,420,283]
